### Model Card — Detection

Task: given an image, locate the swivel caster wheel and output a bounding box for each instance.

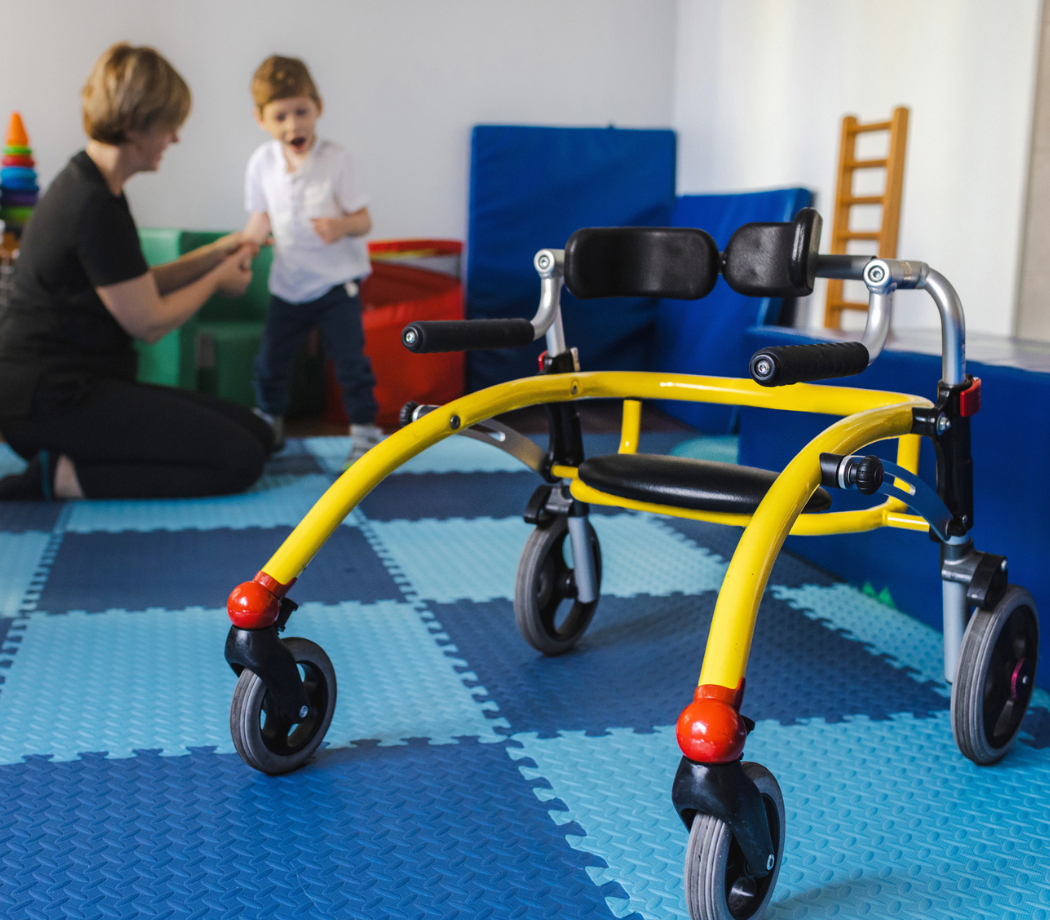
[684,762,785,920]
[230,636,337,775]
[952,585,1039,765]
[514,515,602,655]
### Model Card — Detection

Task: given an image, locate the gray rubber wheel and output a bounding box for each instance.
[514,516,602,656]
[683,762,785,920]
[230,637,337,775]
[951,585,1039,765]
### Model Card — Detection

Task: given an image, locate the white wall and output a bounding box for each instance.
[0,0,677,240]
[0,0,1042,338]
[672,0,1042,336]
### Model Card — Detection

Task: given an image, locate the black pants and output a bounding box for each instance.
[254,284,378,424]
[0,377,274,498]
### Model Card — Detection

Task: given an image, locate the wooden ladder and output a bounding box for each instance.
[824,106,909,328]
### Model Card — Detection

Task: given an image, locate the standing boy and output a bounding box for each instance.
[244,55,382,463]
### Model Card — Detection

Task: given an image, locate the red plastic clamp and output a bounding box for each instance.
[227,571,296,629]
[676,681,748,763]
[959,377,981,417]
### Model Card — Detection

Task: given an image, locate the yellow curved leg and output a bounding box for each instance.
[676,400,922,764]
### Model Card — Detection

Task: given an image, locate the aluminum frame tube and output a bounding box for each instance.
[567,514,598,604]
[532,249,568,355]
[918,269,967,386]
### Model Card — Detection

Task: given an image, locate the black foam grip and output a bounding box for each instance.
[402,319,534,353]
[749,341,870,387]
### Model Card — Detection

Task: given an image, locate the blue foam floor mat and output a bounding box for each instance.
[0,435,1047,919]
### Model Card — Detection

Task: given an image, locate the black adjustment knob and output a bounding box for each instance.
[846,455,884,495]
[399,401,420,429]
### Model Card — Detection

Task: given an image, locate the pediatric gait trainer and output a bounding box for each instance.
[223,208,1038,920]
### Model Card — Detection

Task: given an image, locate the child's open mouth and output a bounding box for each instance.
[290,136,308,150]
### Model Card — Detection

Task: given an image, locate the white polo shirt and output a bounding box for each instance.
[245,138,371,303]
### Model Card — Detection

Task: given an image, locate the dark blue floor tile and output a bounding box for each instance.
[660,517,840,590]
[293,525,405,604]
[431,590,948,738]
[362,470,621,521]
[0,501,64,534]
[362,471,539,521]
[0,742,631,920]
[38,525,401,613]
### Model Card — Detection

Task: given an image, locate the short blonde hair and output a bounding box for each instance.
[252,56,320,110]
[81,43,191,144]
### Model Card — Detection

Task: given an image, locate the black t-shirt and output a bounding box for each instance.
[0,150,149,417]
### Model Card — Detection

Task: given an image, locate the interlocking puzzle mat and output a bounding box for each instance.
[0,435,1047,919]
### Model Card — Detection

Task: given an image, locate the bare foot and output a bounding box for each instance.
[54,454,85,499]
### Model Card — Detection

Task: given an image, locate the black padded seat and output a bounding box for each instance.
[576,453,832,515]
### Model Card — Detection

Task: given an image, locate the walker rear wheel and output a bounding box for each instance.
[514,516,602,655]
[951,585,1039,765]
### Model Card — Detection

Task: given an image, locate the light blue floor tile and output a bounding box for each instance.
[511,714,1050,920]
[292,600,509,746]
[0,531,51,616]
[306,432,532,475]
[63,473,334,533]
[670,435,740,464]
[303,435,353,475]
[0,599,505,764]
[0,606,237,762]
[367,514,728,603]
[511,726,685,920]
[366,516,529,602]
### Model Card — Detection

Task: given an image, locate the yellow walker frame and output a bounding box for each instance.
[258,370,927,697]
[223,211,1039,920]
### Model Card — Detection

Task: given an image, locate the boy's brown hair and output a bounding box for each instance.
[252,56,320,110]
[81,43,191,144]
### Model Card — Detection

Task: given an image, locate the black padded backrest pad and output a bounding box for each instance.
[722,207,822,298]
[564,227,719,300]
[577,453,832,515]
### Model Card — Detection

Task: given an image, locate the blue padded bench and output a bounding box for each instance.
[466,125,676,390]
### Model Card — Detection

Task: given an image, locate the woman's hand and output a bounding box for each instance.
[99,244,256,343]
[152,234,259,296]
[214,244,255,298]
[213,230,257,256]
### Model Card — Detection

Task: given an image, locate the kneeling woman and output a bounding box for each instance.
[0,43,273,499]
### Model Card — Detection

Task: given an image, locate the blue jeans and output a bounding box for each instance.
[254,284,378,424]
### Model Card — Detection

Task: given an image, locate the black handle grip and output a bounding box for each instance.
[749,341,869,387]
[402,319,534,353]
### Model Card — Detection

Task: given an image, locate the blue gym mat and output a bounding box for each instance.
[0,434,1048,919]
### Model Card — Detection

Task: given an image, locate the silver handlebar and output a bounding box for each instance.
[816,255,967,386]
[532,249,569,357]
